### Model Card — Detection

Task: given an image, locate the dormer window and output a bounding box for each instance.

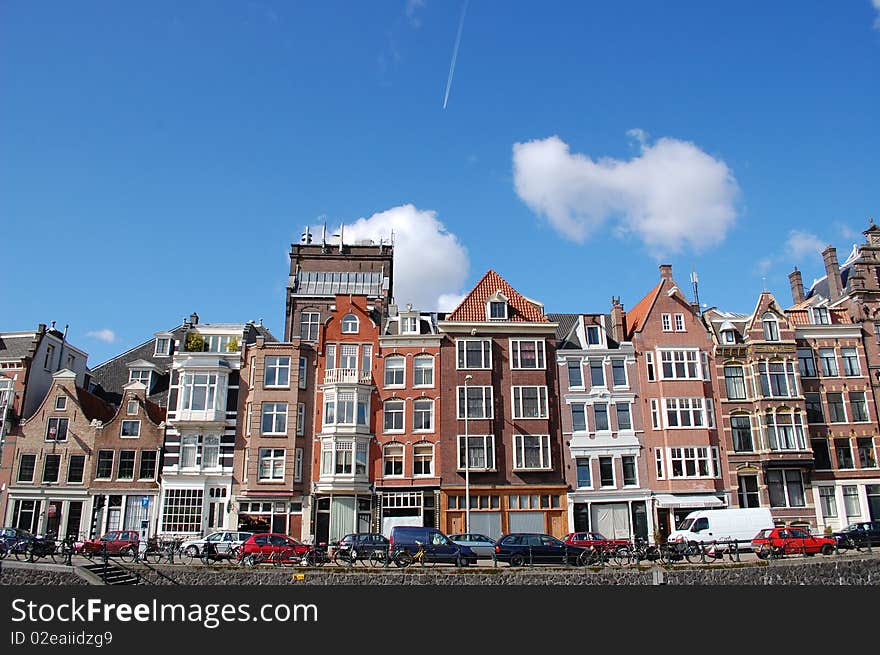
[722,330,736,344]
[341,314,360,334]
[811,308,830,325]
[154,337,171,356]
[401,316,419,334]
[488,301,507,320]
[129,369,152,387]
[762,313,780,341]
[585,325,602,346]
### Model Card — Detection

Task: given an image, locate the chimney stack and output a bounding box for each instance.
[190,312,199,326]
[659,264,673,280]
[611,297,626,343]
[822,246,843,300]
[788,267,805,304]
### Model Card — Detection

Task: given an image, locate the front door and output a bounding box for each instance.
[656,509,671,542]
[45,501,63,537]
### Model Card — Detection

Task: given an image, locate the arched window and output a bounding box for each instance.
[762,313,780,342]
[384,356,405,387]
[724,365,747,400]
[413,398,434,431]
[413,355,434,386]
[730,413,754,452]
[341,313,359,334]
[413,442,434,476]
[383,443,404,477]
[300,311,320,341]
[383,399,405,433]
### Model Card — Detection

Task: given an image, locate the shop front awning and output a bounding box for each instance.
[653,494,725,509]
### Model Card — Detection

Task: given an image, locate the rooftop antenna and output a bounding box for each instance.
[338,224,344,253]
[321,222,327,250]
[301,225,313,244]
[690,269,701,313]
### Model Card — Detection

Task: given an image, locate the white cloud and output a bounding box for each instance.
[874,0,880,29]
[341,204,469,312]
[405,0,426,27]
[785,230,825,259]
[755,257,774,276]
[512,133,740,256]
[87,329,116,343]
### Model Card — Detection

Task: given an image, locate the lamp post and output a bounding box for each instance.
[464,374,472,534]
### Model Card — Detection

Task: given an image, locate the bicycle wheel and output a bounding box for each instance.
[612,546,630,567]
[333,550,353,567]
[179,547,196,565]
[229,546,243,562]
[394,550,414,568]
[143,550,160,565]
[367,550,385,567]
[119,546,137,564]
[0,544,7,560]
[683,542,702,564]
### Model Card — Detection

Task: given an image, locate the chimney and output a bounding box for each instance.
[610,297,626,343]
[190,312,199,326]
[659,264,673,280]
[822,246,843,300]
[788,267,805,304]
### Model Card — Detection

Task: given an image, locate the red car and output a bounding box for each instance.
[563,531,630,555]
[77,530,140,559]
[751,527,835,558]
[239,533,309,565]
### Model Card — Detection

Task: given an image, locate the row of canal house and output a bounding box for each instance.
[3,224,880,543]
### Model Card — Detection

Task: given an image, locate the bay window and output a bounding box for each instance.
[181,372,218,411]
[764,411,806,451]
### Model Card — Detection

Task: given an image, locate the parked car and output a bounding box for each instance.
[332,533,389,557]
[494,533,587,566]
[179,531,253,558]
[0,527,34,558]
[388,526,478,565]
[832,521,880,550]
[239,533,309,565]
[563,531,629,555]
[77,530,140,558]
[751,527,836,558]
[449,533,496,558]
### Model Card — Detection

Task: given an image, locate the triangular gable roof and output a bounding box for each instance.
[445,270,549,323]
[746,292,785,332]
[624,281,663,339]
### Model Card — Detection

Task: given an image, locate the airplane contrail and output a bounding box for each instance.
[443,0,469,109]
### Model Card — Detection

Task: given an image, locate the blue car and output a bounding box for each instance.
[494,533,588,566]
[388,526,478,565]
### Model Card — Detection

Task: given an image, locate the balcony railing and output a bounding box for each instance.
[324,368,372,385]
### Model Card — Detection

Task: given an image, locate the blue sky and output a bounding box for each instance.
[2,1,878,365]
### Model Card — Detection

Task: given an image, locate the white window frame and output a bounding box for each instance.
[567,359,584,389]
[54,396,66,411]
[117,450,136,481]
[661,314,672,332]
[513,434,552,471]
[129,369,152,387]
[762,313,780,341]
[611,359,628,388]
[294,448,303,482]
[757,360,799,398]
[650,398,660,429]
[511,386,548,419]
[46,417,69,442]
[180,372,218,411]
[588,359,606,388]
[764,410,807,451]
[457,385,494,419]
[264,356,291,388]
[819,348,838,377]
[120,420,141,439]
[154,337,171,356]
[598,456,616,488]
[655,449,665,479]
[261,402,288,435]
[299,356,307,389]
[300,311,320,341]
[622,455,638,487]
[615,403,632,431]
[383,399,405,433]
[202,434,221,469]
[571,403,587,432]
[412,398,434,432]
[126,399,138,415]
[297,403,305,436]
[659,349,701,380]
[413,355,434,387]
[401,316,419,334]
[258,448,285,481]
[457,434,495,471]
[95,450,114,480]
[575,456,592,489]
[384,356,406,388]
[487,300,507,320]
[667,446,719,479]
[662,397,708,429]
[341,314,360,334]
[850,391,870,423]
[812,307,830,325]
[593,402,610,432]
[383,443,405,477]
[841,347,861,377]
[584,324,603,347]
[509,339,546,370]
[412,442,434,477]
[645,352,656,381]
[674,313,686,332]
[456,339,492,370]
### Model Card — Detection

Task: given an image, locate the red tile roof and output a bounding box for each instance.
[446,270,549,323]
[624,281,663,338]
[786,308,852,325]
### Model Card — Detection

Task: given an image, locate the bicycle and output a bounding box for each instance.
[142,538,184,565]
[660,539,702,565]
[301,543,331,567]
[392,541,436,568]
[700,538,741,563]
[613,537,663,566]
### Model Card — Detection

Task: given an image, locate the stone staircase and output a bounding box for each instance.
[81,562,142,585]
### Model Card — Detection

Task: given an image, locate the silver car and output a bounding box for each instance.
[179,531,253,558]
[449,533,496,558]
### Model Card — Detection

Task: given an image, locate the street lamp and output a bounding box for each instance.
[464,374,472,534]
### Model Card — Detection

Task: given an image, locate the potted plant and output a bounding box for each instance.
[226,337,240,352]
[185,332,205,352]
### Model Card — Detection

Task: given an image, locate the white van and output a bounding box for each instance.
[666,508,774,548]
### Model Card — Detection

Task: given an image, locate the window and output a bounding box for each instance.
[154,337,171,356]
[622,456,637,486]
[599,457,615,487]
[121,420,140,438]
[724,366,747,400]
[589,360,605,387]
[96,451,114,479]
[297,403,305,436]
[757,361,798,398]
[67,455,85,484]
[510,339,545,369]
[616,404,632,430]
[401,316,419,334]
[326,344,336,370]
[258,448,285,481]
[850,391,869,422]
[722,329,736,344]
[299,357,307,389]
[594,403,609,431]
[650,399,660,430]
[812,439,832,470]
[819,487,837,518]
[571,404,586,432]
[488,301,507,320]
[46,417,69,442]
[54,396,66,411]
[180,435,198,468]
[126,399,138,415]
[384,357,405,387]
[294,448,303,482]
[661,314,672,332]
[139,451,157,480]
[129,369,152,386]
[805,393,824,423]
[669,447,717,478]
[576,458,591,488]
[767,469,805,507]
[457,435,495,470]
[413,443,434,476]
[835,439,854,469]
[300,312,320,341]
[261,402,288,434]
[738,476,760,508]
[202,435,221,468]
[762,313,780,341]
[764,411,806,450]
[42,454,60,483]
[655,449,665,479]
[457,386,493,419]
[797,349,816,377]
[323,391,369,427]
[341,314,359,333]
[842,348,861,376]
[585,325,601,345]
[674,313,686,332]
[204,335,236,353]
[646,352,655,381]
[457,339,491,369]
[413,356,434,386]
[17,454,36,482]
[611,359,627,387]
[731,415,754,452]
[413,399,434,431]
[264,356,290,387]
[161,489,203,533]
[812,307,830,325]
[44,344,55,370]
[660,350,700,380]
[827,393,847,423]
[361,345,372,373]
[118,451,135,480]
[338,344,357,369]
[181,373,218,411]
[512,386,548,419]
[663,398,707,428]
[858,438,877,468]
[383,399,405,432]
[843,486,860,519]
[567,360,583,388]
[819,348,838,376]
[513,434,551,470]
